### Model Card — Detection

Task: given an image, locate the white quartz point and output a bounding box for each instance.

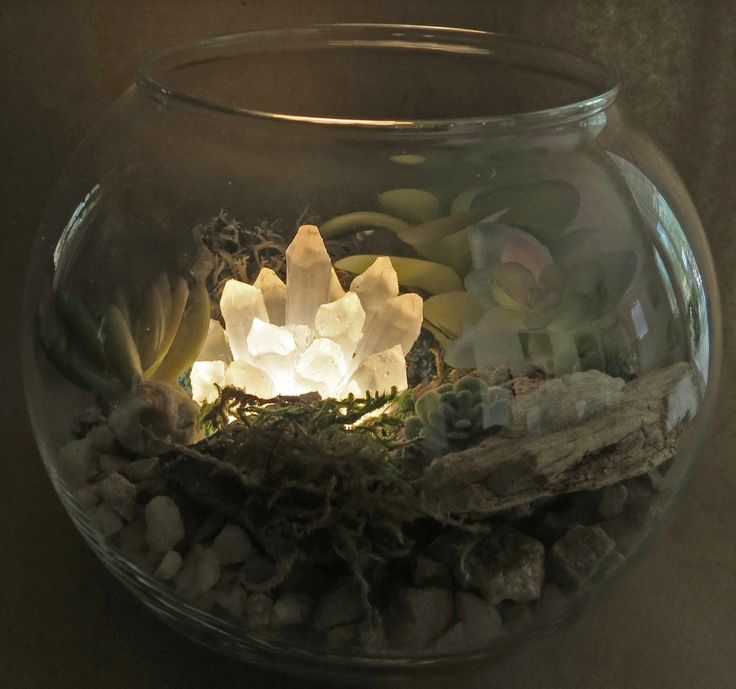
[349,256,399,314]
[225,360,275,399]
[315,291,365,358]
[247,317,296,357]
[190,360,226,403]
[198,319,231,362]
[350,344,408,394]
[285,225,333,327]
[296,338,346,394]
[220,279,269,361]
[254,267,287,326]
[354,292,423,365]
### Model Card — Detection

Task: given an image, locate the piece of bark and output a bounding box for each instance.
[419,363,699,517]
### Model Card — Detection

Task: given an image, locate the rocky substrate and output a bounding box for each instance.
[56,363,696,656]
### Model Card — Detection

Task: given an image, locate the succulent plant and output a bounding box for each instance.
[37,272,210,399]
[404,377,510,453]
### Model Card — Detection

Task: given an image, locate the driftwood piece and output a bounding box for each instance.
[419,363,699,518]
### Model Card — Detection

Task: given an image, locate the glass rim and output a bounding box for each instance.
[138,23,619,134]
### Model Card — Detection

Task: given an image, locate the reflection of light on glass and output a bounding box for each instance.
[52,183,102,290]
[607,152,710,383]
[630,300,649,339]
[653,249,679,314]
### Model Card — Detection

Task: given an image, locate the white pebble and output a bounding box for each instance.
[75,487,99,510]
[87,424,116,453]
[145,496,185,552]
[154,550,183,581]
[95,472,136,521]
[245,593,273,627]
[98,454,129,475]
[89,503,124,537]
[122,457,159,483]
[212,523,252,565]
[175,545,221,600]
[57,437,94,485]
[272,593,311,627]
[215,584,247,617]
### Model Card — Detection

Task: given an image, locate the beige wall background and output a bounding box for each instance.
[1,1,734,688]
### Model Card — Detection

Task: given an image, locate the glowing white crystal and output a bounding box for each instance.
[254,267,287,326]
[225,360,275,399]
[353,292,423,364]
[220,280,269,362]
[285,224,332,328]
[190,360,226,403]
[198,319,231,363]
[191,225,423,402]
[349,345,407,395]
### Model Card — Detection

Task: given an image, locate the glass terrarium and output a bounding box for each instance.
[22,24,721,679]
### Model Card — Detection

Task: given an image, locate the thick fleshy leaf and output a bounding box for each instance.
[444,308,528,372]
[399,208,507,246]
[99,303,143,387]
[389,154,426,166]
[137,274,170,370]
[601,250,638,309]
[545,292,597,332]
[468,181,580,243]
[144,276,189,378]
[151,280,210,382]
[450,186,493,215]
[54,291,106,367]
[491,262,537,312]
[377,188,440,223]
[422,291,483,347]
[320,211,409,239]
[469,222,553,276]
[335,255,463,295]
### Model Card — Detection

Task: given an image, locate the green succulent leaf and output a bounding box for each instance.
[422,291,483,348]
[334,255,463,295]
[99,303,143,387]
[54,291,106,368]
[320,211,410,239]
[151,279,210,382]
[377,188,440,223]
[144,276,189,378]
[137,274,169,371]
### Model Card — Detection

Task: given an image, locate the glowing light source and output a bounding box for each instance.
[190,225,422,401]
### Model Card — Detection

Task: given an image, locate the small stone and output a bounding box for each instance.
[87,424,116,453]
[189,512,227,546]
[548,525,615,590]
[245,593,273,627]
[214,583,247,618]
[145,496,185,552]
[241,553,277,584]
[412,556,453,588]
[313,579,364,631]
[433,623,466,653]
[455,592,503,646]
[122,457,159,483]
[213,524,253,565]
[95,472,136,521]
[175,545,221,600]
[430,525,545,604]
[599,483,628,518]
[89,503,124,537]
[98,454,129,475]
[272,593,312,627]
[57,437,95,485]
[386,588,453,652]
[75,487,99,510]
[154,550,183,581]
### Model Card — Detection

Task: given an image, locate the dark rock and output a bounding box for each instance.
[385,587,453,652]
[313,579,364,631]
[430,525,545,604]
[412,556,453,589]
[599,483,628,518]
[548,525,615,590]
[455,592,503,646]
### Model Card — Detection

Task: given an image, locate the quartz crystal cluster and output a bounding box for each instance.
[190,225,423,402]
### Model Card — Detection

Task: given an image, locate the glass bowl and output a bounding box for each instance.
[21,23,721,681]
